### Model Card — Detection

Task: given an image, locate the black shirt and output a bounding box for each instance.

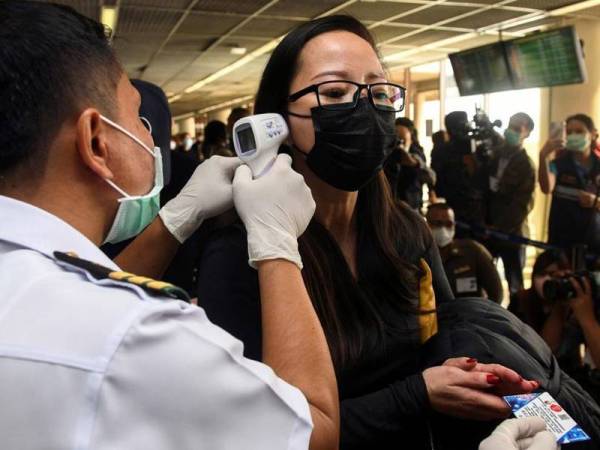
[196,222,454,449]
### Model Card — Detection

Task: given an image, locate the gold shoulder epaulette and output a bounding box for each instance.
[53,251,190,303]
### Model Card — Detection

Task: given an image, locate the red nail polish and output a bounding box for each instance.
[487,375,501,385]
[467,358,477,364]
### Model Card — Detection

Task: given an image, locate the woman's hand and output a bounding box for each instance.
[578,190,598,209]
[423,358,538,421]
[570,277,595,326]
[540,138,563,161]
[445,358,539,397]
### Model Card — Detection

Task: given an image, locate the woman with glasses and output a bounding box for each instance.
[196,15,541,449]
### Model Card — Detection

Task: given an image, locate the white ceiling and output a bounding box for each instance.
[37,0,598,116]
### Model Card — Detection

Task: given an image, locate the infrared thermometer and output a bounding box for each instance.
[232,113,289,178]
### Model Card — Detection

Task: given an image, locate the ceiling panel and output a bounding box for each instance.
[176,12,243,35]
[445,8,524,29]
[340,2,420,22]
[192,0,272,15]
[229,18,301,38]
[118,6,181,34]
[266,0,345,18]
[394,5,474,26]
[511,0,580,8]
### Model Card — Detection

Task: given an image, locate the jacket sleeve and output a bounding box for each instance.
[495,156,536,233]
[340,373,430,448]
[195,225,263,361]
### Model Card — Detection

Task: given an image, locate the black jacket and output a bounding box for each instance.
[422,298,600,450]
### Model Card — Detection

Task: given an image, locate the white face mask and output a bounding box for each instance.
[100,115,163,244]
[431,226,454,248]
[184,136,194,150]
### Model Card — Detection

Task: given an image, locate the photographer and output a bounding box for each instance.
[510,250,600,379]
[384,117,436,210]
[486,113,536,295]
[433,111,488,236]
[539,114,600,254]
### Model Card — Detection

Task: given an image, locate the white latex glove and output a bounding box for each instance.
[479,418,559,450]
[159,156,243,243]
[233,154,315,269]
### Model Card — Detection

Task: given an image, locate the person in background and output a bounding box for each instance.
[427,203,503,303]
[384,117,435,211]
[509,250,600,376]
[486,113,536,295]
[227,106,251,152]
[539,114,600,255]
[434,111,487,236]
[201,120,234,159]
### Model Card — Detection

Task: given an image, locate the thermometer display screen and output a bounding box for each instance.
[236,125,256,154]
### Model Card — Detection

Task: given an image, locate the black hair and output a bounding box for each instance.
[444,111,468,137]
[0,1,121,178]
[203,120,227,145]
[201,120,227,159]
[532,250,570,278]
[510,112,535,132]
[255,14,430,368]
[566,113,596,133]
[395,117,422,149]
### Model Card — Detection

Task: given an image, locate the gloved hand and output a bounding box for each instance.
[232,154,315,269]
[159,156,243,243]
[479,418,558,450]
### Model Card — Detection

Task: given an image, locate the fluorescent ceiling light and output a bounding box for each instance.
[183,37,283,94]
[168,94,182,104]
[550,0,600,15]
[230,46,247,55]
[100,6,119,34]
[196,95,255,114]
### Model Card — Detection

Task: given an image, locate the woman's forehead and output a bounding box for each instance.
[297,31,383,78]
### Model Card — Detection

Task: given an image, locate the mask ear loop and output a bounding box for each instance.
[100,115,154,157]
[140,116,153,135]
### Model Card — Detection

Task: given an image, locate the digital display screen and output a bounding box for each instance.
[508,27,586,89]
[449,26,586,95]
[449,42,513,96]
[236,125,256,154]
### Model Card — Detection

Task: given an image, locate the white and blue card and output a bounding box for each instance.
[504,392,591,444]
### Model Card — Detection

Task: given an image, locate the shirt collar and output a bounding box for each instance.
[0,195,119,270]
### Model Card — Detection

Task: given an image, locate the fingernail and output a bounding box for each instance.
[467,358,477,364]
[487,375,501,385]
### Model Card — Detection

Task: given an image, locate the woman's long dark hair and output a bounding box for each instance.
[254,15,431,368]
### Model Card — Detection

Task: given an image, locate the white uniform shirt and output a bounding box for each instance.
[0,195,312,450]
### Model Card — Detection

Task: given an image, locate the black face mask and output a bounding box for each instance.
[292,98,397,191]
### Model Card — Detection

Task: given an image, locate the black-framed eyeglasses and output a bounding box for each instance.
[288,80,406,113]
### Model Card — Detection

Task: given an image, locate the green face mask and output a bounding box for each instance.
[504,128,522,148]
[100,115,164,244]
[566,133,591,153]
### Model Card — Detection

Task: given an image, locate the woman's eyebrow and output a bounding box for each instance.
[310,70,350,81]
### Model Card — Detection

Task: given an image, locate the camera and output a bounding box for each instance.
[469,107,503,143]
[543,271,600,302]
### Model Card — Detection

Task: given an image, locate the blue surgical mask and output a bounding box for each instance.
[566,133,591,153]
[100,115,163,244]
